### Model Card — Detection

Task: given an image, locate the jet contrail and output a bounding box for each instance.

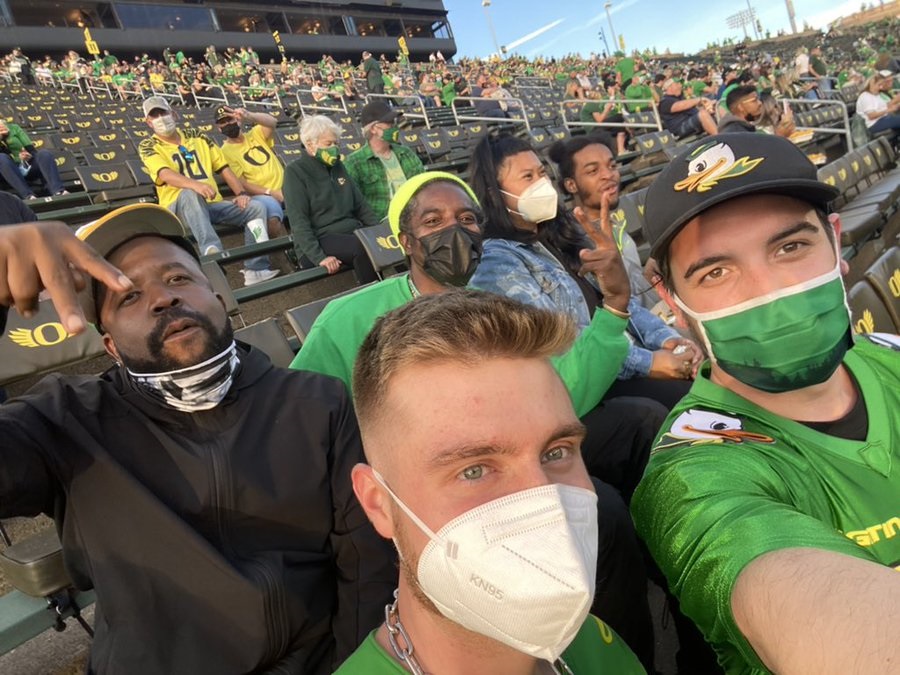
[504,18,566,52]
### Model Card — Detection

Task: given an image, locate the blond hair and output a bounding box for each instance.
[353,289,576,438]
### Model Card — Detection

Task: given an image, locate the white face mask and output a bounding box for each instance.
[150,114,177,136]
[502,177,559,224]
[374,471,598,662]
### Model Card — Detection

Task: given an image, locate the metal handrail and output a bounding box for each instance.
[364,93,431,129]
[451,96,531,131]
[238,85,283,110]
[780,97,853,151]
[150,80,185,106]
[560,98,663,132]
[295,88,348,116]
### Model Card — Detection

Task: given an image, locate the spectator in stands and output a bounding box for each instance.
[214,105,288,244]
[337,289,644,674]
[418,72,442,107]
[466,133,675,498]
[809,45,832,93]
[0,203,396,674]
[469,72,508,118]
[579,88,627,155]
[138,96,279,286]
[361,51,384,95]
[0,118,67,199]
[282,115,379,283]
[344,101,424,222]
[718,85,796,137]
[623,72,657,112]
[856,72,900,135]
[291,173,655,669]
[633,132,900,675]
[0,190,36,226]
[658,78,717,139]
[549,136,702,407]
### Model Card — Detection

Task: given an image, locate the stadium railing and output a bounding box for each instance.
[451,96,531,131]
[782,97,854,151]
[560,98,663,133]
[364,93,431,128]
[149,80,185,106]
[295,89,348,116]
[238,85,283,111]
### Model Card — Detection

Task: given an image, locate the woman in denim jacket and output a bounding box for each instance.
[469,133,700,409]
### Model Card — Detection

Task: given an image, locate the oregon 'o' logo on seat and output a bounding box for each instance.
[8,323,72,348]
[76,121,92,129]
[99,133,116,141]
[428,141,440,149]
[55,156,66,167]
[92,171,119,183]
[376,235,401,250]
[62,136,81,145]
[889,269,900,298]
[93,152,116,161]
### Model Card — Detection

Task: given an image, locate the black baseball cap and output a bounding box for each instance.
[644,133,839,259]
[214,105,233,123]
[360,101,401,127]
[75,204,196,323]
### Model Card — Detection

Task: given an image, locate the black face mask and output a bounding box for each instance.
[221,123,241,139]
[411,225,483,287]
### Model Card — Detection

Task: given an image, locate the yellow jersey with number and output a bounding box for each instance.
[139,128,227,209]
[220,125,284,192]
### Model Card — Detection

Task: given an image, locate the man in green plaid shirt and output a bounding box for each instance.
[344,102,424,222]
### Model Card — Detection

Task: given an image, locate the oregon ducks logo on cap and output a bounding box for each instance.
[8,323,73,348]
[674,142,764,194]
[92,171,119,183]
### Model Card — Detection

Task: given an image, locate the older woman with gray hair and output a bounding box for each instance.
[283,114,379,283]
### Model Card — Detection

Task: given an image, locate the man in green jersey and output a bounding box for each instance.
[633,132,900,675]
[290,172,658,669]
[337,289,645,675]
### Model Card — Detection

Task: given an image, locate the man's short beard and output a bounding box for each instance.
[392,503,442,617]
[116,307,233,374]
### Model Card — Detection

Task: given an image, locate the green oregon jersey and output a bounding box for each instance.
[632,338,900,674]
[335,614,645,674]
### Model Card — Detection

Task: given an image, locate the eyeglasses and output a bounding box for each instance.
[178,145,195,163]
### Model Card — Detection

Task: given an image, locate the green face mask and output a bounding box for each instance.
[381,126,400,143]
[315,146,340,167]
[675,262,852,393]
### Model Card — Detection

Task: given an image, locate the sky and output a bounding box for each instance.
[442,0,875,59]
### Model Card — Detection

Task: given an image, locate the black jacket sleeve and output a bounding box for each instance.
[327,387,397,668]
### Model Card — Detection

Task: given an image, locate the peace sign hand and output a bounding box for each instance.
[574,197,631,315]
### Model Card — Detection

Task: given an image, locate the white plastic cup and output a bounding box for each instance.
[248,218,268,243]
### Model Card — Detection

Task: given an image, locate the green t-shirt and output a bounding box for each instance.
[289,274,629,418]
[335,614,645,674]
[377,153,406,197]
[623,83,653,112]
[580,101,604,123]
[615,57,636,83]
[632,338,900,675]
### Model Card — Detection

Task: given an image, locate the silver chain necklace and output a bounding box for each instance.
[382,589,575,675]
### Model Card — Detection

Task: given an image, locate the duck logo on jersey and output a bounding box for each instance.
[655,408,774,451]
[673,142,764,193]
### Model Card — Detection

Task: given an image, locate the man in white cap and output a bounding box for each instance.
[138,95,279,286]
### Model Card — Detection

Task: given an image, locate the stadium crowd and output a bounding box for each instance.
[0,9,899,675]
